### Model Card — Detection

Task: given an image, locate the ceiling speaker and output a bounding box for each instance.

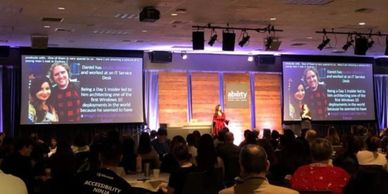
[139,6,160,22]
[149,51,172,63]
[0,46,10,57]
[222,32,235,51]
[31,35,48,49]
[354,36,368,55]
[192,31,204,50]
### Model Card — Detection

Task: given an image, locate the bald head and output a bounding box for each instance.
[240,144,268,174]
[225,132,234,143]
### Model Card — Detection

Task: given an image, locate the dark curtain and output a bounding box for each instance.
[2,66,20,137]
[374,75,388,130]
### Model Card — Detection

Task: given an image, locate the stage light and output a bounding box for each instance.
[208,29,217,46]
[265,36,273,50]
[238,31,250,47]
[317,35,330,50]
[181,51,188,60]
[342,34,353,51]
[247,55,254,62]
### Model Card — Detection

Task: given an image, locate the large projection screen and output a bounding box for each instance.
[282,60,375,122]
[20,52,144,125]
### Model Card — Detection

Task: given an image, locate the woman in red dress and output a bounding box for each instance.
[212,104,228,137]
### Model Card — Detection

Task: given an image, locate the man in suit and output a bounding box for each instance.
[219,144,299,194]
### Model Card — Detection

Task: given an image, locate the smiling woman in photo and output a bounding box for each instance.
[28,76,58,123]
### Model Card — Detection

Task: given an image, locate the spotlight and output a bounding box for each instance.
[247,55,254,62]
[238,31,250,47]
[265,36,273,50]
[181,51,188,60]
[208,29,217,46]
[342,35,354,51]
[367,39,374,48]
[354,35,368,55]
[317,35,330,50]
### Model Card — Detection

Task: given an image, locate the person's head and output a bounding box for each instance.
[366,136,380,152]
[99,139,123,166]
[50,137,57,149]
[303,67,319,91]
[224,132,234,144]
[138,132,152,154]
[293,82,305,101]
[30,76,52,103]
[15,137,34,157]
[172,142,191,162]
[240,144,268,175]
[215,104,222,113]
[157,127,168,140]
[49,62,70,90]
[186,133,196,146]
[310,138,333,162]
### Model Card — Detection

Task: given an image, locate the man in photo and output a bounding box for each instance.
[303,67,328,120]
[48,62,81,122]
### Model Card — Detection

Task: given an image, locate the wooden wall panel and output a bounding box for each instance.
[158,72,188,127]
[254,74,282,131]
[224,73,251,142]
[191,73,219,124]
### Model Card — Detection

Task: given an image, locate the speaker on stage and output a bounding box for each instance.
[192,31,204,50]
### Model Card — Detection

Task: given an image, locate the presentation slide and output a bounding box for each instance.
[283,61,375,121]
[20,55,144,124]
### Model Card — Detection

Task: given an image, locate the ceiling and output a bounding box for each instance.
[1,0,388,57]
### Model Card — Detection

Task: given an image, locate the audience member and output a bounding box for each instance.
[0,169,28,194]
[356,135,387,168]
[76,138,133,194]
[219,144,298,194]
[1,137,34,194]
[290,138,349,194]
[333,135,361,175]
[160,135,186,173]
[217,132,240,187]
[152,127,171,160]
[186,133,198,165]
[137,132,160,169]
[120,135,137,174]
[160,141,196,194]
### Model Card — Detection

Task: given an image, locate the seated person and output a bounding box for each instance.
[290,138,350,194]
[356,136,387,168]
[76,138,133,194]
[219,144,298,194]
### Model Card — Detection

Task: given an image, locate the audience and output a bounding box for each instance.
[356,135,387,168]
[152,127,171,160]
[137,132,161,169]
[290,138,350,194]
[219,144,298,194]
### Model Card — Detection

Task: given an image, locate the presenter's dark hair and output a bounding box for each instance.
[240,144,268,173]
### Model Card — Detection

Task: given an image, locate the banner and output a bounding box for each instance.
[225,83,249,108]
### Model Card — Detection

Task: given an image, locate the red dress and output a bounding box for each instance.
[212,112,226,137]
[290,164,350,194]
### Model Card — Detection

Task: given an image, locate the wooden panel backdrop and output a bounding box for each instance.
[254,74,282,131]
[224,73,251,142]
[191,72,219,124]
[158,72,188,127]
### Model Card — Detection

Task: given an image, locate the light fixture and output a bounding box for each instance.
[317,33,330,50]
[342,34,353,51]
[238,31,250,47]
[181,51,188,60]
[247,55,254,62]
[316,28,388,55]
[208,29,217,46]
[192,24,283,51]
[265,36,273,50]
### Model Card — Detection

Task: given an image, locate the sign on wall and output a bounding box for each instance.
[225,83,249,108]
